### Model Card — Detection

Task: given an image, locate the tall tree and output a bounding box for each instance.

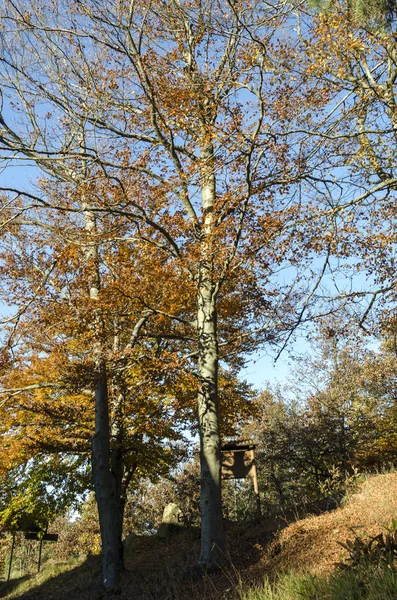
[0,0,328,579]
[0,186,196,588]
[0,167,260,586]
[262,0,397,333]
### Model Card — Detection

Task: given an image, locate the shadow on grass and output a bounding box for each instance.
[0,555,103,600]
[0,509,334,600]
[0,527,265,600]
[0,576,31,599]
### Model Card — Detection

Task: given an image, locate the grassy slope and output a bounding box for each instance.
[0,472,396,600]
[265,472,397,576]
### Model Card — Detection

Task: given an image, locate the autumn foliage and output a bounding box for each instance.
[0,0,396,594]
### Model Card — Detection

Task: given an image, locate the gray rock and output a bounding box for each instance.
[156,503,184,538]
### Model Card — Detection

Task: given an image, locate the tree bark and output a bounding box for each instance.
[84,205,124,591]
[110,387,127,570]
[197,141,225,568]
[92,366,123,592]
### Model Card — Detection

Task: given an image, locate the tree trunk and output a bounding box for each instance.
[197,141,225,569]
[110,389,127,571]
[92,366,124,592]
[84,205,123,591]
[197,295,225,568]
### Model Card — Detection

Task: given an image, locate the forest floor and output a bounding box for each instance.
[0,472,396,600]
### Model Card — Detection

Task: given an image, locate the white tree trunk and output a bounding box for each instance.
[197,142,225,568]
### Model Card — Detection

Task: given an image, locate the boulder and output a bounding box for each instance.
[156,503,184,538]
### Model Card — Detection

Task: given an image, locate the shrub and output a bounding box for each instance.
[337,520,397,570]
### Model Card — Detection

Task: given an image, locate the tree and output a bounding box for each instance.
[241,327,397,514]
[310,0,395,27]
[0,0,329,581]
[0,164,260,586]
[0,180,197,588]
[275,0,397,332]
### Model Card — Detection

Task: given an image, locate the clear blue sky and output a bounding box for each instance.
[241,351,294,389]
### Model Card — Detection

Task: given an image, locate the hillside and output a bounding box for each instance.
[266,472,397,576]
[1,472,396,600]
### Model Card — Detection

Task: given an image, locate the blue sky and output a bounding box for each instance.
[241,349,295,389]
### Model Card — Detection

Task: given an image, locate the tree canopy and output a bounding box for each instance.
[0,0,396,593]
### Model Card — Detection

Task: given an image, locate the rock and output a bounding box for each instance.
[162,502,183,524]
[156,503,184,538]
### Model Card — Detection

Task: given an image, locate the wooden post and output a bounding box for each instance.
[37,537,43,573]
[251,462,261,516]
[7,533,15,582]
[234,478,238,520]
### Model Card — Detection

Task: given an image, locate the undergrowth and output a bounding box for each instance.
[240,518,397,600]
[239,563,397,600]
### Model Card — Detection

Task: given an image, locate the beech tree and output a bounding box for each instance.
[271,0,397,331]
[0,187,200,587]
[0,165,259,588]
[0,0,330,586]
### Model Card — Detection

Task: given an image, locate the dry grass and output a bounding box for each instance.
[265,472,397,576]
[0,472,396,599]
